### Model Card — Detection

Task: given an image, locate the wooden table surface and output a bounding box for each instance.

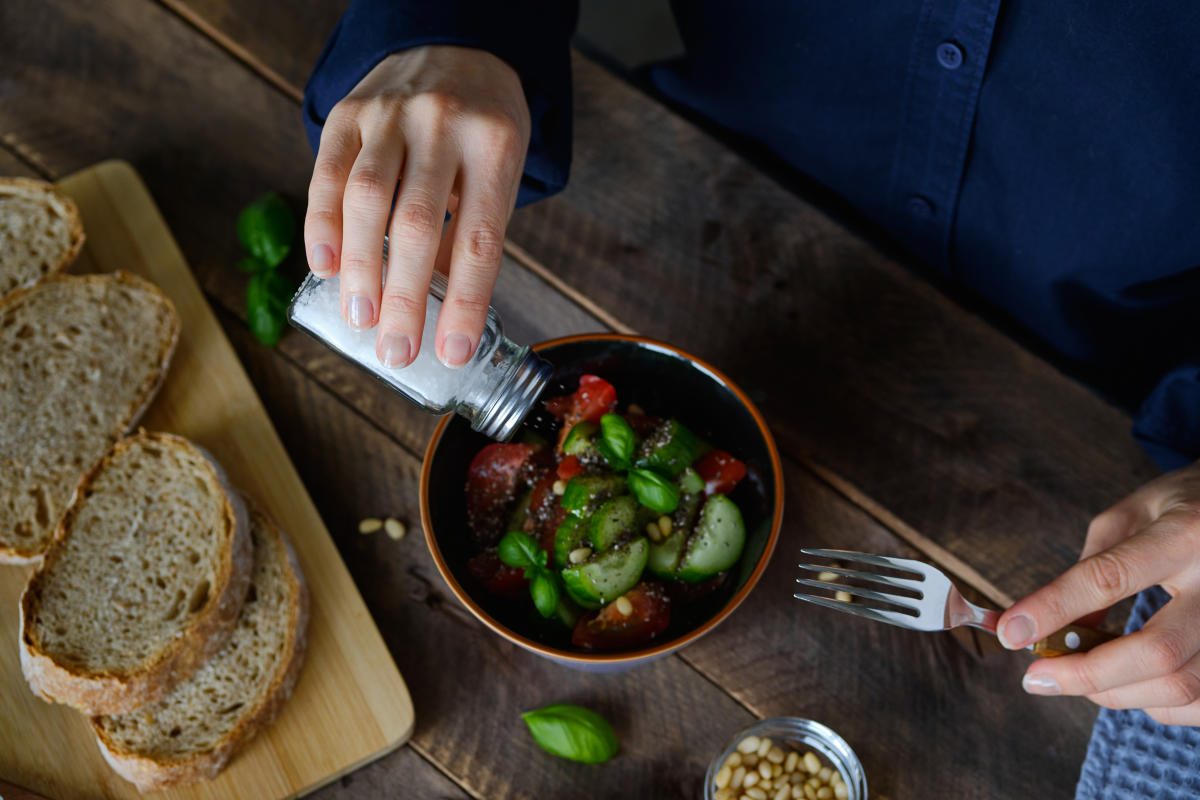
[0,1,1162,798]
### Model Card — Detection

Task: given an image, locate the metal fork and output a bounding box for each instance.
[794,548,1114,657]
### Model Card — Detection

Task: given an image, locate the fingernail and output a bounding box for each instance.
[999,614,1036,649]
[311,244,334,276]
[347,294,374,330]
[380,333,412,368]
[441,333,473,368]
[1023,673,1061,695]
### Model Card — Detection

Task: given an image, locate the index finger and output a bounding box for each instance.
[997,516,1187,649]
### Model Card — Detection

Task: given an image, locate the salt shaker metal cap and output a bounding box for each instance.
[287,266,552,441]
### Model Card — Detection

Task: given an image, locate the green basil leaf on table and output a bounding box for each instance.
[237,255,267,274]
[521,704,619,764]
[246,269,293,347]
[498,531,543,569]
[529,571,560,618]
[628,468,680,514]
[596,413,635,470]
[237,191,295,268]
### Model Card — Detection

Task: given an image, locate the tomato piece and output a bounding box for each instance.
[467,550,528,600]
[545,375,618,449]
[466,443,535,543]
[694,449,747,496]
[571,582,671,650]
[556,455,585,481]
[665,573,727,604]
[527,471,568,555]
[624,413,662,438]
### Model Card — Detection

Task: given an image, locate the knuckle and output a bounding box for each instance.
[446,291,491,318]
[1083,551,1132,600]
[337,252,378,277]
[310,157,349,189]
[379,290,425,318]
[462,224,504,265]
[414,90,467,121]
[304,206,339,231]
[392,198,443,242]
[344,170,394,212]
[1141,631,1189,676]
[1071,658,1105,695]
[1160,670,1200,706]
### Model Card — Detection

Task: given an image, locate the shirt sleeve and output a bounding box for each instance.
[302,0,578,208]
[1132,361,1200,471]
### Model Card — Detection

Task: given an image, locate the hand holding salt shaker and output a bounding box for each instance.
[288,264,552,440]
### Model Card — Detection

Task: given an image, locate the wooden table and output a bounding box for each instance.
[0,1,1161,798]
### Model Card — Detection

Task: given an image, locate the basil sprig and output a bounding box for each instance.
[591,413,679,514]
[498,531,561,618]
[236,192,296,347]
[521,703,619,764]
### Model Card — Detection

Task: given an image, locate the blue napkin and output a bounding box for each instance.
[1075,587,1200,798]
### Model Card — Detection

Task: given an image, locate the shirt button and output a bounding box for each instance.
[936,41,964,70]
[906,195,934,219]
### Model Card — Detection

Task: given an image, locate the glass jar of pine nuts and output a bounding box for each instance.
[704,718,866,800]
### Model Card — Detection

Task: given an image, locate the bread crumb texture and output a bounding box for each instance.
[0,180,80,295]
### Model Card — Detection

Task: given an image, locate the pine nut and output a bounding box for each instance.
[552,480,566,495]
[746,789,767,800]
[732,766,747,789]
[833,785,848,799]
[384,518,406,540]
[803,786,818,800]
[817,570,837,582]
[772,763,782,779]
[657,515,672,536]
[716,766,732,789]
[568,547,592,564]
[725,753,743,770]
[767,745,785,764]
[835,590,852,603]
[784,751,799,773]
[774,786,790,800]
[816,789,832,800]
[806,777,821,790]
[646,522,663,541]
[745,771,759,788]
[744,754,759,768]
[803,752,821,774]
[831,771,844,786]
[627,403,645,415]
[818,767,831,783]
[615,596,634,616]
[791,787,804,800]
[715,791,734,800]
[358,517,382,534]
[790,773,804,785]
[756,737,772,758]
[760,779,772,792]
[758,761,772,780]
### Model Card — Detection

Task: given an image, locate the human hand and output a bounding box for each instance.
[304,45,530,368]
[997,462,1200,725]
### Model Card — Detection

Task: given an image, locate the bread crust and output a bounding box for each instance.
[19,432,251,715]
[0,271,179,564]
[91,500,310,791]
[0,177,86,289]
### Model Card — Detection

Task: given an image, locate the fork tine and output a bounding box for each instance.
[792,592,921,629]
[796,562,925,594]
[793,578,921,611]
[800,547,928,576]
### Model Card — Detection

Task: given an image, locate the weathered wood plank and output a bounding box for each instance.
[315,745,471,800]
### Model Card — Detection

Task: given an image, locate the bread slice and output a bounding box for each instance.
[0,271,179,563]
[92,500,309,791]
[0,177,84,296]
[20,431,252,715]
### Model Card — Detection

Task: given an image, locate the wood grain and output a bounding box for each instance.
[0,160,412,800]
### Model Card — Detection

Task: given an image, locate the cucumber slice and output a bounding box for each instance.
[561,538,649,607]
[635,418,699,477]
[562,421,599,456]
[553,513,589,568]
[588,495,639,551]
[678,467,704,495]
[646,530,687,579]
[677,495,746,583]
[561,474,626,516]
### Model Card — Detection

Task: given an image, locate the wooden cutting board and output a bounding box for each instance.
[0,161,413,799]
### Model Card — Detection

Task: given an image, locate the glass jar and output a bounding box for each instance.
[704,717,867,800]
[287,268,551,441]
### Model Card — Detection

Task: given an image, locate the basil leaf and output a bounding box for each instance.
[237,192,295,268]
[237,255,267,274]
[246,269,293,347]
[628,468,680,514]
[529,571,560,618]
[597,413,635,470]
[521,704,618,764]
[498,531,542,569]
[560,478,591,513]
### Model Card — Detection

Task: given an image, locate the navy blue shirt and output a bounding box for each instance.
[304,0,1200,471]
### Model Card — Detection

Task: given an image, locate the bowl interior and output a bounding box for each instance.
[424,336,780,658]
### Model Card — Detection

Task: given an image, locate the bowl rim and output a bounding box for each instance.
[420,332,785,664]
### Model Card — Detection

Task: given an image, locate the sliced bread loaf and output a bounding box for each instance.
[0,177,84,296]
[20,431,252,715]
[0,271,179,563]
[92,499,309,791]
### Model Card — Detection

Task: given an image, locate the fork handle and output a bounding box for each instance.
[1031,624,1117,657]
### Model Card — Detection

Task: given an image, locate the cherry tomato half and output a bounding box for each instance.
[545,375,618,449]
[572,582,671,650]
[466,443,535,542]
[467,550,528,600]
[694,449,747,496]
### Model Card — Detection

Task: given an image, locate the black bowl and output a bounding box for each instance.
[421,334,784,669]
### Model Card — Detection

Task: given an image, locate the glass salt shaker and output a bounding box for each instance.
[286,259,552,441]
